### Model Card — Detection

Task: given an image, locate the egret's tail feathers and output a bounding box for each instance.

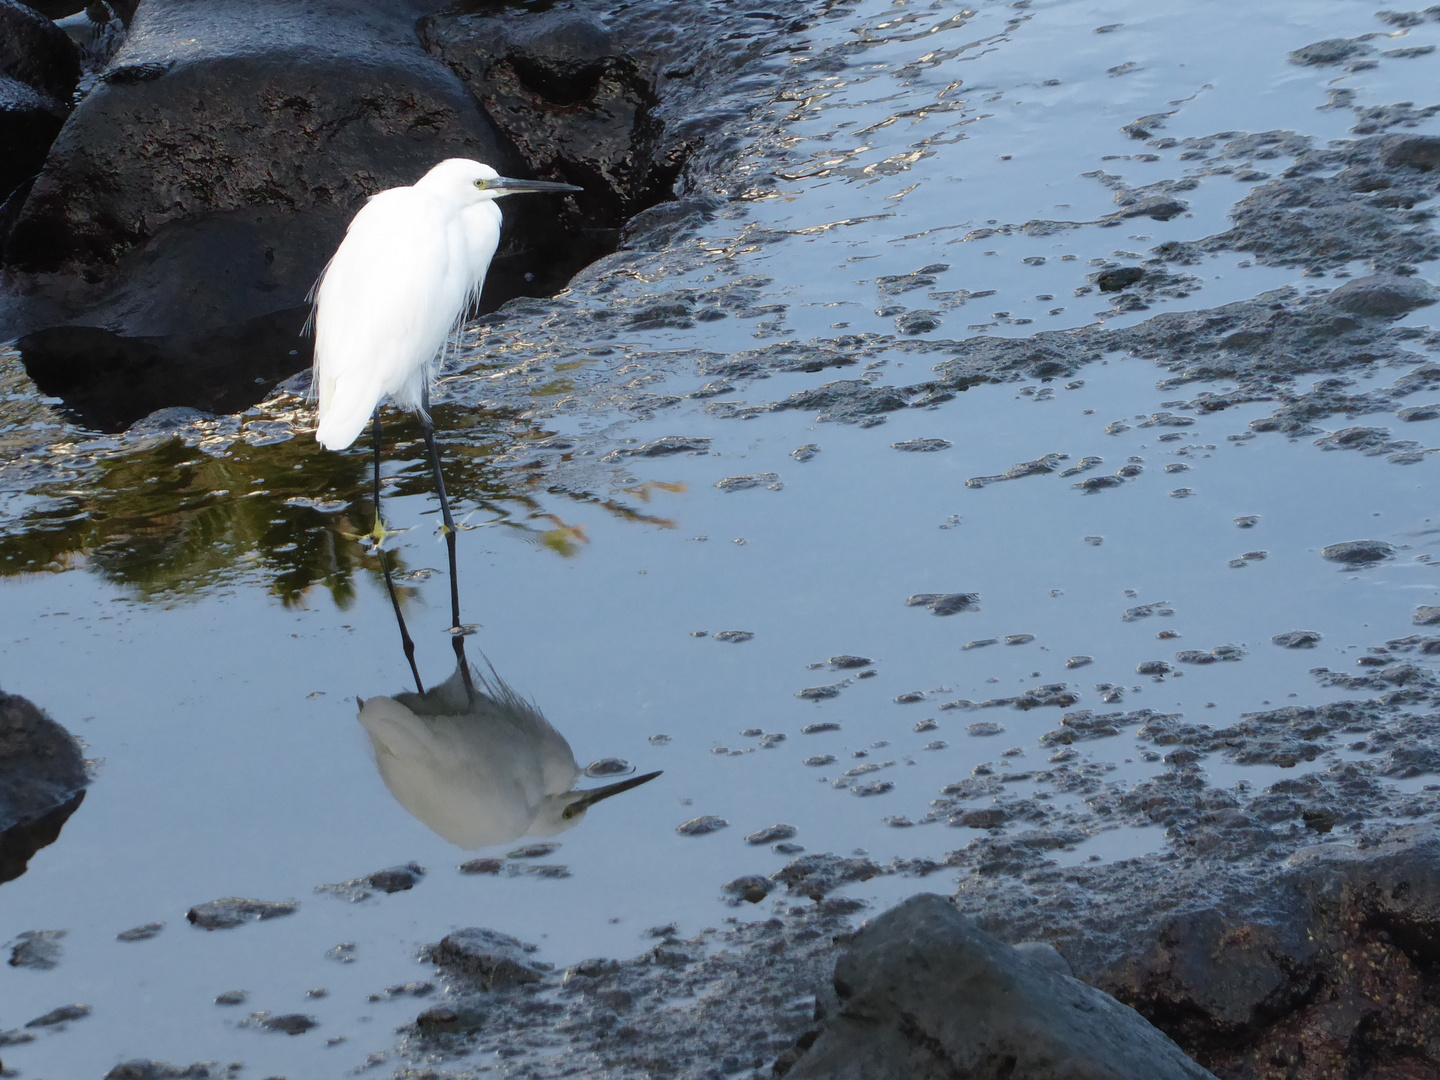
[315,378,382,450]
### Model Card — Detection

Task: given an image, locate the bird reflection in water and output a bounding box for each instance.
[358,662,660,849]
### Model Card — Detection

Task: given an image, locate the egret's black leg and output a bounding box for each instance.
[374,412,424,694]
[418,394,473,693]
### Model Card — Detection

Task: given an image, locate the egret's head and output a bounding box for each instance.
[420,158,583,204]
[529,770,664,837]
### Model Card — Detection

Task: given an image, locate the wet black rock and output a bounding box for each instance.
[1289,38,1375,66]
[1322,273,1439,317]
[0,688,89,885]
[419,5,673,220]
[1321,539,1395,564]
[1415,606,1440,625]
[603,435,712,459]
[890,437,951,451]
[906,592,979,615]
[1096,266,1146,292]
[104,1062,218,1080]
[186,897,298,930]
[0,1,82,104]
[1397,402,1440,420]
[318,861,425,899]
[26,1002,90,1026]
[677,815,729,836]
[1381,133,1440,171]
[428,927,550,990]
[723,875,774,904]
[783,894,1214,1080]
[257,1012,317,1035]
[1271,630,1322,648]
[747,824,798,845]
[773,853,882,900]
[116,921,165,942]
[1096,826,1440,1077]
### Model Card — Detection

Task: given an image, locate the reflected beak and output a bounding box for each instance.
[491,176,584,196]
[567,770,663,813]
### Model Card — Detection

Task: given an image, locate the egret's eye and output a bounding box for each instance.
[562,805,579,820]
[474,178,490,190]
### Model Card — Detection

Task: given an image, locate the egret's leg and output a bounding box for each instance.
[418,393,474,694]
[373,413,424,694]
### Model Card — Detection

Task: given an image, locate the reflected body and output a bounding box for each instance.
[311,158,581,451]
[358,663,659,849]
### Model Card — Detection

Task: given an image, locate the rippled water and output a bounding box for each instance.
[5,0,1440,1076]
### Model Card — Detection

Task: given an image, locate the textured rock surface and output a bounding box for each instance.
[782,893,1215,1080]
[0,687,88,884]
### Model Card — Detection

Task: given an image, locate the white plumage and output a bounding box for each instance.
[311,159,502,450]
[358,663,661,850]
[309,158,580,451]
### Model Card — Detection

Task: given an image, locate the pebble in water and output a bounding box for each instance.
[1321,539,1395,565]
[829,655,872,669]
[116,922,164,942]
[713,630,754,643]
[676,816,729,836]
[802,722,841,734]
[745,824,798,845]
[797,685,843,701]
[906,592,980,615]
[1273,630,1323,648]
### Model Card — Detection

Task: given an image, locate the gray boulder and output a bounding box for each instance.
[783,893,1215,1080]
[1322,273,1440,318]
[0,688,88,885]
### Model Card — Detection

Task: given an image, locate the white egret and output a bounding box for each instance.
[309,159,581,683]
[358,662,661,849]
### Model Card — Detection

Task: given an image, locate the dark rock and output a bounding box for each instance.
[0,74,67,215]
[676,815,729,836]
[420,6,672,221]
[1415,606,1440,626]
[9,928,64,969]
[1271,630,1322,648]
[891,437,951,451]
[0,0,81,103]
[103,1062,218,1080]
[906,592,980,615]
[25,1003,90,1026]
[747,824,798,845]
[724,876,773,905]
[0,688,89,884]
[1382,134,1440,171]
[1289,38,1374,66]
[258,1012,317,1035]
[1099,827,1440,1076]
[786,894,1215,1080]
[428,927,549,989]
[116,921,164,942]
[773,853,881,900]
[1396,403,1440,421]
[318,861,425,899]
[1097,266,1146,291]
[1321,539,1395,564]
[1322,273,1439,317]
[186,897,298,930]
[603,435,712,459]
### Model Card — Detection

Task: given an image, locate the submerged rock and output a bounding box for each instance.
[783,894,1214,1079]
[186,897,298,930]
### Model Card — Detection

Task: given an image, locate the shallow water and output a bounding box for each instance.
[4,0,1440,1076]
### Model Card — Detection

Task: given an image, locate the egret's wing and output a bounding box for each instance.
[311,189,468,449]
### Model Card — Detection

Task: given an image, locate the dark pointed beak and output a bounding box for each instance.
[567,770,662,813]
[492,176,584,196]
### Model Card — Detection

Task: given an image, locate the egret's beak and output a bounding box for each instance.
[491,176,584,196]
[563,770,663,818]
